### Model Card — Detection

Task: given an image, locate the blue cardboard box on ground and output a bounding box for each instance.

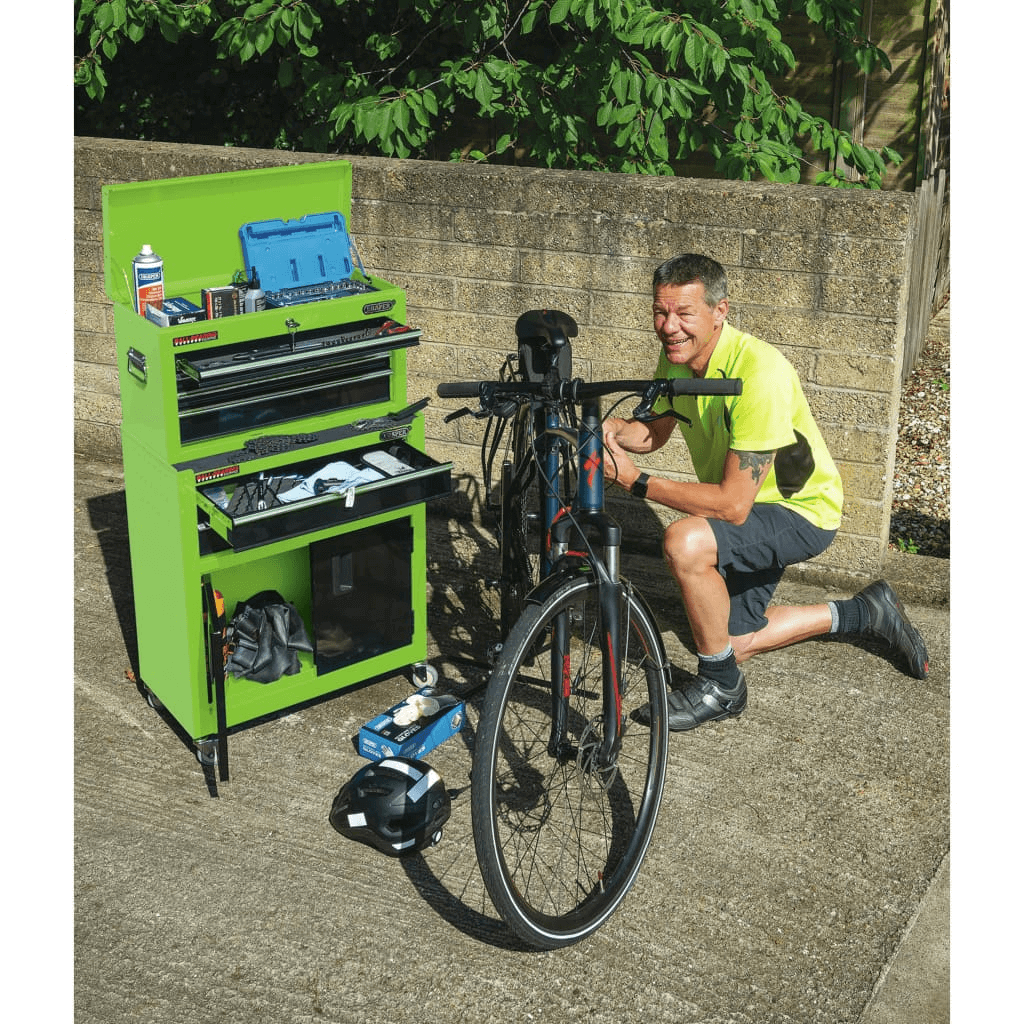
[358,687,464,761]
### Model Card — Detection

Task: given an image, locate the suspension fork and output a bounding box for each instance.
[547,397,624,765]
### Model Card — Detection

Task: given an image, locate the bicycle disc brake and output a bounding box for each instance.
[575,718,620,791]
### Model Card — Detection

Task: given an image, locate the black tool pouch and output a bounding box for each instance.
[224,590,314,683]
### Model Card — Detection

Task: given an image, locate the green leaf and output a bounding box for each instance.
[549,0,571,26]
[710,43,726,78]
[254,24,274,55]
[611,70,629,106]
[294,4,317,42]
[474,69,496,109]
[245,1,276,20]
[684,33,704,73]
[391,98,410,134]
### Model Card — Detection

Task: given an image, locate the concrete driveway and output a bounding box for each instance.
[74,458,949,1024]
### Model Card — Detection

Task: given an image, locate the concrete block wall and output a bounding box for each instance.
[74,137,918,582]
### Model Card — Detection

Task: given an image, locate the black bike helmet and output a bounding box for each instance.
[330,757,451,856]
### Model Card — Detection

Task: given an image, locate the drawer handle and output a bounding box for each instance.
[127,347,147,383]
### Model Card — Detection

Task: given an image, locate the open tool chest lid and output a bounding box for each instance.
[101,162,355,308]
[239,211,359,294]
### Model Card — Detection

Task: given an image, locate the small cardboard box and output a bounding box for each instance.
[358,687,464,762]
[202,285,242,318]
[146,296,207,327]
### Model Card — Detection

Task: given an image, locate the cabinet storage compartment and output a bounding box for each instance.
[310,520,415,675]
[104,162,451,779]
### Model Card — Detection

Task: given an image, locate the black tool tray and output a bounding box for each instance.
[196,442,452,552]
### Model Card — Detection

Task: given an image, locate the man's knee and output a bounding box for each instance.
[663,517,718,573]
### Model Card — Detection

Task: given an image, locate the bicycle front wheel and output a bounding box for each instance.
[471,572,670,949]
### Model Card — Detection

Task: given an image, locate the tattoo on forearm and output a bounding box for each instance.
[736,450,774,484]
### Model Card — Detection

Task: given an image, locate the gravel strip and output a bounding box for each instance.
[888,298,950,558]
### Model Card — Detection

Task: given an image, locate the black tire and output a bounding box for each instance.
[472,573,670,948]
[498,403,539,636]
[498,459,533,637]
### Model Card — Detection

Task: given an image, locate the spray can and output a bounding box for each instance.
[243,266,266,314]
[132,244,164,315]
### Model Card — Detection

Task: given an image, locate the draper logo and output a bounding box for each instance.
[362,300,396,315]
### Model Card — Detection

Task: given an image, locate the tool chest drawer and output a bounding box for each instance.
[174,318,420,447]
[196,441,452,552]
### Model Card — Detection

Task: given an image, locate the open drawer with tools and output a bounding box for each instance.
[104,161,450,784]
[196,441,451,552]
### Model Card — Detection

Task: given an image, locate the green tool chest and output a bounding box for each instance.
[103,162,451,779]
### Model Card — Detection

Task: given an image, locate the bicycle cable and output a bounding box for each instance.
[523,395,611,572]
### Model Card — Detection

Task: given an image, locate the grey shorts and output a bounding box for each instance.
[707,505,837,636]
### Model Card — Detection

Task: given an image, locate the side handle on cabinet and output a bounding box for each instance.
[127,347,148,384]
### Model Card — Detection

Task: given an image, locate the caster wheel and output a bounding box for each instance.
[144,687,164,711]
[195,738,218,767]
[412,662,439,688]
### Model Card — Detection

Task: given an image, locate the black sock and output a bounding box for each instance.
[828,596,868,634]
[697,647,742,690]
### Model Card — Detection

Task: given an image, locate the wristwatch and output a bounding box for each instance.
[630,472,650,499]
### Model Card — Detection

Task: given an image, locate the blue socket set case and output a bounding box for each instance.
[239,211,377,308]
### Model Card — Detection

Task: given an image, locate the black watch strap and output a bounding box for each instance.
[630,472,650,499]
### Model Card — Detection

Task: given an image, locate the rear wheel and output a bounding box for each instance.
[471,573,669,948]
[498,455,535,638]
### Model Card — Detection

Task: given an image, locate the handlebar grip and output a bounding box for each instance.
[669,377,743,396]
[436,381,484,399]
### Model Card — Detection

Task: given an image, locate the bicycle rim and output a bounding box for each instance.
[472,574,670,949]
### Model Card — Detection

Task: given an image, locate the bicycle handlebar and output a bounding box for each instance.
[436,375,742,401]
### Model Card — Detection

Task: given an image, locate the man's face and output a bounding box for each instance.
[652,282,728,377]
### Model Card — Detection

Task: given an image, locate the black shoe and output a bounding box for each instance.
[638,673,747,732]
[855,580,929,679]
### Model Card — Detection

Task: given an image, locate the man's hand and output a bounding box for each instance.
[603,425,639,489]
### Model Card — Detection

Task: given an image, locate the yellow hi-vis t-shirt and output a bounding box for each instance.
[652,322,844,531]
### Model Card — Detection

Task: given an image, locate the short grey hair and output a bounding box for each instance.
[652,254,728,308]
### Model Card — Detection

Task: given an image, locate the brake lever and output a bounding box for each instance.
[633,407,692,427]
[631,391,691,427]
[444,393,520,424]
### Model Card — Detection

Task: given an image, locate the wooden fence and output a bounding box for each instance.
[901,168,949,382]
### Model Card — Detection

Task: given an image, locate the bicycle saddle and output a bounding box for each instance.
[515,310,577,381]
[515,309,578,343]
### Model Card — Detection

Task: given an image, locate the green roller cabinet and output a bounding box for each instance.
[103,162,451,779]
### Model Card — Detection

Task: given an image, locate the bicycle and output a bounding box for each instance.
[438,309,742,949]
